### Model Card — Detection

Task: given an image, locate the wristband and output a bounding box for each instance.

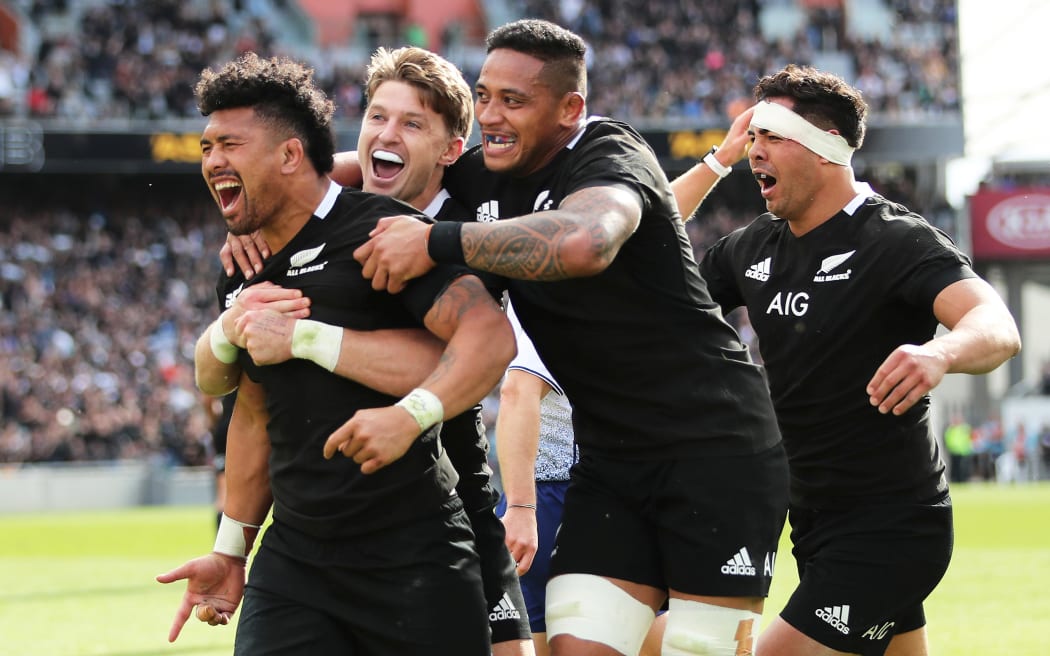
[426,221,465,265]
[290,319,343,372]
[209,318,239,364]
[395,387,445,433]
[213,513,261,560]
[702,146,732,179]
[508,503,537,510]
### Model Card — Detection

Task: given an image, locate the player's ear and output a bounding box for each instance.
[560,92,585,126]
[281,137,306,172]
[439,136,465,167]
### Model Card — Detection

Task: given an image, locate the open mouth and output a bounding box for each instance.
[755,172,777,195]
[484,134,516,151]
[214,180,242,210]
[372,150,404,179]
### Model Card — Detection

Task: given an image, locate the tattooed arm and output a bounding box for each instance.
[354,184,642,293]
[323,273,515,472]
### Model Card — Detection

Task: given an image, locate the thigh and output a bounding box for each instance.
[656,444,789,598]
[548,454,664,589]
[782,495,953,655]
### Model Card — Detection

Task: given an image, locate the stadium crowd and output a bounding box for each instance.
[3,0,961,123]
[0,178,224,465]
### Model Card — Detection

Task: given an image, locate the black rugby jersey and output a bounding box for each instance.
[444,118,780,458]
[216,184,469,538]
[700,192,976,507]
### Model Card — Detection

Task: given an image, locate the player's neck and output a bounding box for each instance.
[262,174,332,254]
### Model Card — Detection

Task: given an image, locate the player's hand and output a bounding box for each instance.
[866,343,949,415]
[155,553,246,642]
[322,405,423,473]
[223,282,311,347]
[353,216,436,294]
[719,103,756,165]
[221,231,271,278]
[501,506,539,576]
[236,309,297,365]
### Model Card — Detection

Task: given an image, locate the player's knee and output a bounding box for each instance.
[661,599,761,656]
[545,574,655,655]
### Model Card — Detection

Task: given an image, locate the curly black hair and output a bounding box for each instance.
[196,52,335,173]
[486,19,587,97]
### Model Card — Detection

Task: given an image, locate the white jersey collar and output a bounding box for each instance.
[843,181,875,216]
[314,180,342,219]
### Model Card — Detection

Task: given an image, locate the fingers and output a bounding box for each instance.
[516,550,535,576]
[196,603,230,626]
[323,423,355,459]
[167,599,193,643]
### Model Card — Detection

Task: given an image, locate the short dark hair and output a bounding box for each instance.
[365,46,474,142]
[196,52,335,174]
[754,64,868,148]
[486,19,587,97]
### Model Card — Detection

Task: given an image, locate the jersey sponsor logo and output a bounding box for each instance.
[286,243,328,277]
[721,547,757,576]
[745,257,772,282]
[533,190,555,212]
[224,283,244,309]
[815,605,851,635]
[476,200,500,222]
[862,621,895,641]
[489,592,522,622]
[763,550,776,577]
[812,250,855,282]
[765,291,809,316]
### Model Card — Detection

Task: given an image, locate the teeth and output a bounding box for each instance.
[373,150,403,164]
[487,135,514,145]
[215,181,241,190]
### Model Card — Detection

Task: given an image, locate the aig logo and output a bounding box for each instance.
[766,291,809,317]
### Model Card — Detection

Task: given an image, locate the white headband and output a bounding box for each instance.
[750,100,855,166]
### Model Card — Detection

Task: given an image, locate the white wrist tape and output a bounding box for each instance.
[703,149,732,178]
[213,513,261,560]
[209,318,239,364]
[290,319,343,372]
[395,387,445,433]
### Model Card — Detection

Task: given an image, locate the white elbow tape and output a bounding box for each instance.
[662,598,762,656]
[209,318,239,364]
[395,387,445,433]
[290,319,343,372]
[213,513,261,560]
[546,574,656,656]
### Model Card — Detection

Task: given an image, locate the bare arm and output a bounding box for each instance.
[354,184,642,293]
[323,274,515,472]
[223,373,273,525]
[495,368,552,575]
[867,278,1021,415]
[331,151,363,188]
[236,308,444,396]
[670,104,755,220]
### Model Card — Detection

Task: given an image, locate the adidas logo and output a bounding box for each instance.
[721,547,757,576]
[815,605,851,635]
[489,592,521,622]
[476,200,500,222]
[745,257,771,282]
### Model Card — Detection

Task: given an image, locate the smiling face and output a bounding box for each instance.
[200,106,289,236]
[474,48,580,177]
[357,80,462,210]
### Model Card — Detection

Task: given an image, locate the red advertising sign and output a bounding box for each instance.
[969,188,1050,259]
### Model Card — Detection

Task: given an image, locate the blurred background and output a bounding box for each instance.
[1,0,1048,511]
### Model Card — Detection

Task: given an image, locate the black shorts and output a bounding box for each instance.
[234,509,490,656]
[550,443,789,597]
[442,409,531,643]
[781,492,953,655]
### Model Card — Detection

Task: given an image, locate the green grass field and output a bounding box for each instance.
[1,482,1046,655]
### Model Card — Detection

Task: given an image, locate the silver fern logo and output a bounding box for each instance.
[813,250,855,282]
[290,243,326,268]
